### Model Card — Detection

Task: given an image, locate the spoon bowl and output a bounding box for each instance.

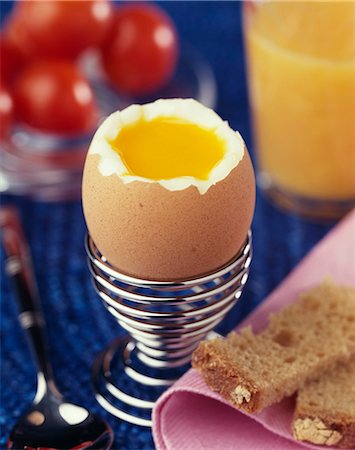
[8,390,113,450]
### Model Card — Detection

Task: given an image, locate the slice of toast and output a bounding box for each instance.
[293,359,355,449]
[192,280,355,413]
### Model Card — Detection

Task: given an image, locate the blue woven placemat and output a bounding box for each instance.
[0,2,332,449]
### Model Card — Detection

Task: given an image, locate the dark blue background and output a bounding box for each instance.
[0,2,332,449]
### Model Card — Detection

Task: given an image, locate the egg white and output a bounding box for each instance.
[88,98,245,195]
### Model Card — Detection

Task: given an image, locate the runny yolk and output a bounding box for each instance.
[110,117,226,180]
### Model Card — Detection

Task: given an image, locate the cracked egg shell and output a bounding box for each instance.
[82,98,255,281]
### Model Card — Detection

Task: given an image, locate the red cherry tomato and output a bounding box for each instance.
[0,34,27,85]
[0,84,14,138]
[13,61,98,135]
[5,0,114,60]
[101,4,179,96]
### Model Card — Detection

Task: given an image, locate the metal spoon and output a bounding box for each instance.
[0,207,113,450]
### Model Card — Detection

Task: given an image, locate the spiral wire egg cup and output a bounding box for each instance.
[86,231,252,427]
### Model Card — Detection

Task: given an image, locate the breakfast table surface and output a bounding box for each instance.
[0,2,333,449]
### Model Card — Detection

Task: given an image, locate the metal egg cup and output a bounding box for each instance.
[86,231,252,427]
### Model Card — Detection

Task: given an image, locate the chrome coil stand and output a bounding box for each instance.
[86,231,252,427]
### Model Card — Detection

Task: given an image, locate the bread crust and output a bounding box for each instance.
[293,416,355,448]
[192,339,260,412]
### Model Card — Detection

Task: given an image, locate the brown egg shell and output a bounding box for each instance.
[82,149,255,281]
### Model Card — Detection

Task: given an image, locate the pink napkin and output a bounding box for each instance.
[153,209,355,450]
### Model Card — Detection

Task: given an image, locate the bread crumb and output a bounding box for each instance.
[231,385,251,405]
[293,417,342,446]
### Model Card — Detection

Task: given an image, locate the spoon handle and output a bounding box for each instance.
[0,207,56,388]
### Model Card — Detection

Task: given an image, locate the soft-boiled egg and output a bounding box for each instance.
[82,98,255,281]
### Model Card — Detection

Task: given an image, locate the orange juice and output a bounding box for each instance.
[243,1,355,216]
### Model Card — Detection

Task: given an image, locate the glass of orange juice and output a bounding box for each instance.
[243,1,355,219]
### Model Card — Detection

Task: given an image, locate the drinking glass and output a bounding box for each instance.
[243,1,355,219]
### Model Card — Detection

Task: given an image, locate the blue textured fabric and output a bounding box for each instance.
[0,2,333,449]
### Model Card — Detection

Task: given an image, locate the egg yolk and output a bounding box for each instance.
[110,117,226,180]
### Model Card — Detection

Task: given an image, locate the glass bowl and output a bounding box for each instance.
[0,45,217,202]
